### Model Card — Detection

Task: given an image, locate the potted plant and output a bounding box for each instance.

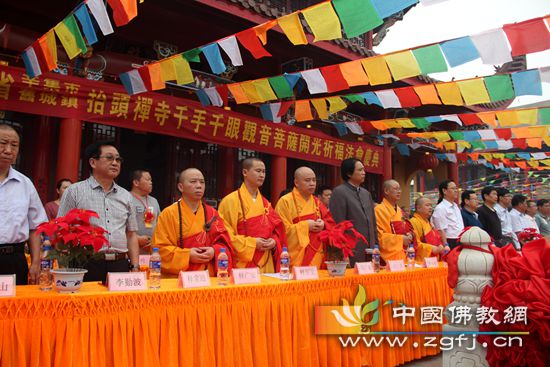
[36,209,107,292]
[319,220,366,276]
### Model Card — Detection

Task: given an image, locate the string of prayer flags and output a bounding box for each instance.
[54,15,88,60]
[301,2,342,42]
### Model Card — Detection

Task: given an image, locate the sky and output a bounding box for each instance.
[374,0,550,107]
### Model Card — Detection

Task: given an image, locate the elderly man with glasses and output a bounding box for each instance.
[58,140,139,282]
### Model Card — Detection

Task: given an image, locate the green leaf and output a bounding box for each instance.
[361,299,379,322]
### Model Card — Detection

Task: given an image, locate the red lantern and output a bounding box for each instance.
[417,153,439,172]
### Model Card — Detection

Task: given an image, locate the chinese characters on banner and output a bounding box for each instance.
[0,65,383,172]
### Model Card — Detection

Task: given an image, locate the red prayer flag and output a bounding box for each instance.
[319,65,349,93]
[503,18,550,57]
[107,0,138,27]
[512,138,527,149]
[236,29,272,59]
[138,63,164,91]
[494,128,512,140]
[216,84,229,106]
[277,101,293,117]
[470,153,479,161]
[394,87,421,107]
[458,113,483,126]
[456,153,468,162]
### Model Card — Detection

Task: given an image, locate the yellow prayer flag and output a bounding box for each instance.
[478,112,497,127]
[385,120,402,129]
[543,136,550,147]
[277,13,308,45]
[295,100,313,122]
[527,138,542,149]
[384,51,421,81]
[227,83,249,104]
[361,57,392,85]
[311,99,329,119]
[456,79,491,105]
[371,121,389,130]
[444,142,456,151]
[254,79,278,102]
[240,81,263,103]
[496,111,519,127]
[516,109,538,125]
[396,119,415,128]
[172,56,194,85]
[528,161,539,168]
[413,84,441,105]
[54,22,81,59]
[301,2,342,42]
[339,61,369,86]
[327,97,347,114]
[433,132,451,142]
[435,82,464,106]
[493,153,505,159]
[542,159,550,166]
[457,141,471,149]
[481,153,493,161]
[159,59,177,82]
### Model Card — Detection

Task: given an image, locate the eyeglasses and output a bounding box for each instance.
[96,155,124,163]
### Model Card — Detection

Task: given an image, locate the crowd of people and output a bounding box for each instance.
[1,123,548,285]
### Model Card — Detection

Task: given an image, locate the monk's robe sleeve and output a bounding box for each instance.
[374,205,405,261]
[275,197,310,250]
[152,207,190,275]
[410,217,434,261]
[218,195,257,263]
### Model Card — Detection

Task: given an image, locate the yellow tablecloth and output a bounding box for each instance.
[0,268,451,367]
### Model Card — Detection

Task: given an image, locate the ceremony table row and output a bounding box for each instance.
[0,267,451,367]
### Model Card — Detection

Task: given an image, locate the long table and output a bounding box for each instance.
[0,267,451,367]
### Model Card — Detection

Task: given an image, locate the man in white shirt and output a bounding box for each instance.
[495,188,519,249]
[0,124,48,285]
[431,180,464,249]
[509,194,531,236]
[525,200,540,233]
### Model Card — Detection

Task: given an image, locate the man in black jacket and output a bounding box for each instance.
[476,186,505,246]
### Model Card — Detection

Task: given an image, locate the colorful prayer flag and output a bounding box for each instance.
[412,45,448,74]
[106,0,137,27]
[332,0,382,38]
[301,2,342,42]
[277,13,308,45]
[384,51,421,80]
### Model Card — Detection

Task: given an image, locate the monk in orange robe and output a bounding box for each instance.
[153,168,233,276]
[218,158,286,273]
[409,197,448,261]
[275,167,335,268]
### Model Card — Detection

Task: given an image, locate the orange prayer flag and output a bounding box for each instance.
[339,61,369,86]
[227,83,249,104]
[431,142,444,149]
[511,127,532,139]
[138,63,164,91]
[477,112,497,127]
[255,20,277,45]
[37,31,57,71]
[413,84,441,105]
[295,100,313,121]
[370,121,389,130]
[159,59,177,82]
[107,0,137,27]
[240,81,263,103]
[526,138,542,149]
[435,82,464,106]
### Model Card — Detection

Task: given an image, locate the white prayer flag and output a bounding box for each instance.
[471,29,512,65]
[300,69,328,95]
[218,36,243,67]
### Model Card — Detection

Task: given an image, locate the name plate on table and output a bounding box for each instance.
[178,270,211,288]
[387,260,406,272]
[138,255,151,267]
[107,272,147,291]
[354,262,374,275]
[232,268,261,285]
[424,257,439,268]
[0,275,15,297]
[293,266,319,280]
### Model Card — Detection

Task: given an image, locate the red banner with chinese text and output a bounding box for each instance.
[0,65,383,173]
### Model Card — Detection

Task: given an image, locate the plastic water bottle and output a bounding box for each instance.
[149,247,161,289]
[406,243,416,270]
[372,244,381,273]
[217,248,229,286]
[280,247,290,280]
[39,237,52,291]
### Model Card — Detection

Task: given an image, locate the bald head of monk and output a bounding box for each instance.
[414,196,433,219]
[177,168,205,204]
[294,166,317,198]
[382,179,401,205]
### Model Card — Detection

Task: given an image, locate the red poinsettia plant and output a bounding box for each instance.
[517,227,544,247]
[319,220,366,261]
[36,209,108,268]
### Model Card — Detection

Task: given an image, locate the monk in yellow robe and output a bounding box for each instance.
[153,168,233,276]
[218,158,286,273]
[275,167,336,268]
[409,197,448,261]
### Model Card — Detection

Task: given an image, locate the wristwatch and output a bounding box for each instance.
[129,264,140,270]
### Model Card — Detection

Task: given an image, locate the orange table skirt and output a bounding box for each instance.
[0,267,451,367]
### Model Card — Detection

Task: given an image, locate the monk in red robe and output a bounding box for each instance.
[218,158,286,273]
[153,168,233,276]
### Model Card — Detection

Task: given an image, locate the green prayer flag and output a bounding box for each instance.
[268,76,294,99]
[483,75,515,102]
[411,118,430,129]
[538,108,550,125]
[333,0,382,38]
[505,153,516,159]
[412,45,448,75]
[343,94,366,104]
[470,141,486,150]
[65,15,88,54]
[448,131,464,140]
[183,48,202,63]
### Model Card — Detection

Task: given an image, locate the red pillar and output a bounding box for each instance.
[382,140,392,182]
[271,155,287,206]
[329,165,340,188]
[419,173,425,193]
[56,118,82,183]
[31,116,53,202]
[217,146,235,198]
[448,161,459,184]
